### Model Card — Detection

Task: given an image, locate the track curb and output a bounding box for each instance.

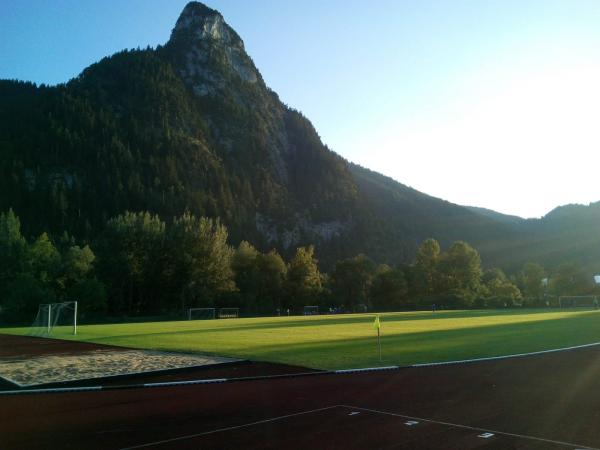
[3,340,600,396]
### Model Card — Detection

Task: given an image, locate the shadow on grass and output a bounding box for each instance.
[71,310,600,370]
[45,309,588,342]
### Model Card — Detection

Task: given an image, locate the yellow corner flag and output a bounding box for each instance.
[373,315,381,330]
[374,315,382,362]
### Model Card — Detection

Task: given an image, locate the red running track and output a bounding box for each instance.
[2,341,600,449]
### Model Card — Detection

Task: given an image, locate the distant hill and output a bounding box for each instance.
[465,206,524,225]
[1,1,599,272]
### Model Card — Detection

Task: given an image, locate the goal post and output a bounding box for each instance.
[29,301,78,337]
[303,305,319,315]
[218,307,239,319]
[187,307,216,320]
[558,295,598,308]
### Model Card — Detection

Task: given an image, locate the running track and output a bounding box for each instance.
[2,342,600,449]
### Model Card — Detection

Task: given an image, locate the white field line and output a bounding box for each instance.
[341,404,599,450]
[143,378,227,387]
[412,341,600,367]
[119,405,342,450]
[335,365,399,373]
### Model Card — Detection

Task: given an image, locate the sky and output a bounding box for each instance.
[2,0,600,218]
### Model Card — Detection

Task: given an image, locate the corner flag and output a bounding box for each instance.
[373,315,381,361]
[373,315,381,330]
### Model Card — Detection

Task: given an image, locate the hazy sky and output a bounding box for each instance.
[2,0,600,218]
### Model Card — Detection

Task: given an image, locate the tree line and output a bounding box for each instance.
[1,209,598,324]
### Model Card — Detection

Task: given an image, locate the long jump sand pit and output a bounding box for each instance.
[0,334,238,388]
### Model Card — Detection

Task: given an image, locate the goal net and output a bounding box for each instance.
[29,301,78,337]
[218,308,239,319]
[188,307,216,320]
[559,296,599,308]
[303,305,319,315]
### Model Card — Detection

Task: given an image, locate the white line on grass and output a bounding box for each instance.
[119,405,343,450]
[340,405,599,450]
[412,341,600,368]
[143,378,227,387]
[335,366,399,374]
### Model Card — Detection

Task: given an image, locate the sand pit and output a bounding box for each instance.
[0,349,238,387]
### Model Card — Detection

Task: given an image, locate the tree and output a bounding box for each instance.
[437,241,482,307]
[550,262,591,297]
[230,242,288,314]
[231,241,260,304]
[67,278,108,316]
[331,254,375,311]
[482,268,522,307]
[59,245,96,292]
[254,250,287,314]
[519,262,545,304]
[438,241,482,292]
[2,273,55,323]
[28,232,61,287]
[97,211,166,314]
[168,213,235,311]
[285,246,322,310]
[414,238,440,295]
[0,209,28,290]
[370,264,408,311]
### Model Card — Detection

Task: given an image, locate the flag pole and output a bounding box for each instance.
[374,315,382,363]
[377,326,381,362]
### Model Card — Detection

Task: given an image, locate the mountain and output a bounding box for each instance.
[0,2,599,272]
[465,206,523,225]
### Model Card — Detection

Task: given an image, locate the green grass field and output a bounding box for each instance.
[3,309,600,370]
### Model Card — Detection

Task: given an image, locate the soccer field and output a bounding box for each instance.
[3,309,600,370]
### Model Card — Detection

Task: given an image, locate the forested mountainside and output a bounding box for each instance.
[477,202,600,273]
[1,1,598,272]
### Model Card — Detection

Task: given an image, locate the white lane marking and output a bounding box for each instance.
[348,412,360,416]
[0,385,103,395]
[405,420,419,426]
[478,432,494,438]
[340,405,599,450]
[120,405,343,449]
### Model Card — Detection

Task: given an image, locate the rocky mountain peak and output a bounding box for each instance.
[168,1,259,90]
[171,2,240,48]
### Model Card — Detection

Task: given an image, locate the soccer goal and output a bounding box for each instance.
[188,307,216,320]
[29,301,78,337]
[218,307,239,319]
[558,296,599,308]
[303,305,319,315]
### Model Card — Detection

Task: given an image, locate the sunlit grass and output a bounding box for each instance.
[3,309,600,370]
